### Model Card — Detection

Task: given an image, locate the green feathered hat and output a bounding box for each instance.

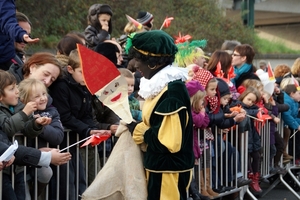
[175,40,208,67]
[125,30,178,56]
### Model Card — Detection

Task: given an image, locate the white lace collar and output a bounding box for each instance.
[138,65,188,99]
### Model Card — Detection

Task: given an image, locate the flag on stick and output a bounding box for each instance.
[159,17,174,30]
[81,133,111,147]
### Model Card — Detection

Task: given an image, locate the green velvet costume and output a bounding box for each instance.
[133,77,194,200]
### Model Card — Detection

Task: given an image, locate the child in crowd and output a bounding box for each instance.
[18,78,64,198]
[136,11,154,31]
[185,80,210,200]
[49,49,109,199]
[281,84,300,165]
[218,78,252,188]
[237,87,262,193]
[192,67,224,198]
[119,68,142,121]
[85,4,113,50]
[0,70,62,200]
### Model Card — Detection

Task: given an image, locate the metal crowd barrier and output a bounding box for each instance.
[1,117,300,200]
[258,117,300,199]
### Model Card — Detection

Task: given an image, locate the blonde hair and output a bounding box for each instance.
[291,57,300,76]
[280,77,293,91]
[241,79,263,91]
[18,79,48,104]
[124,22,145,35]
[190,90,206,113]
[68,49,80,70]
[119,68,134,79]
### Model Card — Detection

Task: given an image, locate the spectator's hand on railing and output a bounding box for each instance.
[234,113,246,123]
[273,117,280,124]
[0,156,15,170]
[50,149,71,166]
[90,130,111,136]
[109,125,119,135]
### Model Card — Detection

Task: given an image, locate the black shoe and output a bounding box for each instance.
[237,177,252,187]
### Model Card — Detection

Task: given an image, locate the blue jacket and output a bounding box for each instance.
[282,92,300,130]
[0,0,26,63]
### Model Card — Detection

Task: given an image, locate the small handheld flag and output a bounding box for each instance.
[159,17,174,30]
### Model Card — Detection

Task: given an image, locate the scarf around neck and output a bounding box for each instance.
[232,63,252,84]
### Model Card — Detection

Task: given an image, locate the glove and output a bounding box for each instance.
[127,121,139,134]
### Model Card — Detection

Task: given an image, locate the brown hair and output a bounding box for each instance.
[234,44,255,64]
[57,35,83,56]
[207,50,232,78]
[0,70,17,97]
[238,86,261,103]
[23,52,62,78]
[274,64,291,78]
[18,78,48,104]
[283,84,297,95]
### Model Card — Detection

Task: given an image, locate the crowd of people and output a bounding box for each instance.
[1,1,300,200]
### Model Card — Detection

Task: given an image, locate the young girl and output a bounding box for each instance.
[0,70,51,200]
[18,78,64,198]
[84,4,113,50]
[186,80,210,200]
[237,86,262,193]
[192,67,220,198]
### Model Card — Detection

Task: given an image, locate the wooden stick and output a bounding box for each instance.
[59,135,92,152]
[246,114,264,122]
[159,20,165,30]
[290,130,298,139]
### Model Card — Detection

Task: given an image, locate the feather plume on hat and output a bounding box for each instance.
[175,40,208,68]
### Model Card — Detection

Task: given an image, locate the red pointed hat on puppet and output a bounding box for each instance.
[126,14,143,30]
[77,44,133,123]
[291,75,300,91]
[267,62,275,81]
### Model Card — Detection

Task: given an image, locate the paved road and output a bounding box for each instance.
[246,174,300,200]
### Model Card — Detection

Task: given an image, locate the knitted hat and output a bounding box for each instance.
[192,66,214,89]
[217,78,230,97]
[95,42,119,66]
[131,30,178,56]
[185,80,205,97]
[136,11,153,28]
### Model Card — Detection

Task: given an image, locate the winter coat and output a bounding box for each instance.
[191,110,209,159]
[27,95,64,148]
[85,25,110,50]
[0,0,26,64]
[282,92,300,130]
[49,73,97,147]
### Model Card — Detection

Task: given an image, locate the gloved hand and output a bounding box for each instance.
[127,121,139,134]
